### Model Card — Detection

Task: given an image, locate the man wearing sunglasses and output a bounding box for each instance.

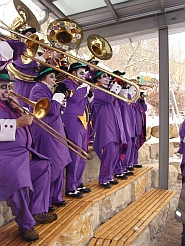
[0,70,58,242]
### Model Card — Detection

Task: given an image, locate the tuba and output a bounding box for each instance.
[87,34,112,60]
[13,0,40,31]
[47,18,83,51]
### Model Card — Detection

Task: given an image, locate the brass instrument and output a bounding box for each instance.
[10,91,50,119]
[47,18,83,51]
[13,0,40,31]
[0,25,140,104]
[87,34,112,60]
[9,91,88,160]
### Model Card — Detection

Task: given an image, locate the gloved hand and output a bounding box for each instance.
[55,82,70,95]
[52,93,65,105]
[128,85,137,97]
[110,82,122,95]
[119,88,128,98]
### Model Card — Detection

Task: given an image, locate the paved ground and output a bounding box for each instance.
[154,219,182,246]
[153,178,182,246]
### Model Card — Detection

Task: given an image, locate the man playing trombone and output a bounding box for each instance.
[0,70,57,242]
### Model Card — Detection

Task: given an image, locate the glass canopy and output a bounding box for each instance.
[53,0,107,16]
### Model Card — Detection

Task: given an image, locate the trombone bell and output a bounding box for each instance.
[10,91,50,119]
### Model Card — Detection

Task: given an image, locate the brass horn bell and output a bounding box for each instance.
[47,18,83,51]
[87,34,112,60]
[13,0,40,31]
[10,91,50,119]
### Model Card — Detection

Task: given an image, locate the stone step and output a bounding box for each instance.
[0,166,152,246]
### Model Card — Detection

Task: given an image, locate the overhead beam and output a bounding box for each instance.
[104,0,119,22]
[80,8,185,46]
[159,0,165,12]
[31,0,66,18]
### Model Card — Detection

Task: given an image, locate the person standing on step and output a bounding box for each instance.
[62,62,92,198]
[175,119,185,246]
[0,70,57,242]
[29,66,72,212]
[112,70,135,178]
[129,85,147,168]
[12,27,52,108]
[91,70,127,188]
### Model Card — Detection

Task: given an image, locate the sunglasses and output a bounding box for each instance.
[0,84,11,90]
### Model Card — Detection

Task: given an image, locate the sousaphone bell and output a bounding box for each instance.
[87,34,112,60]
[47,18,83,51]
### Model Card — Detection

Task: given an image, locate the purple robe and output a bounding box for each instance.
[178,120,185,176]
[85,70,96,81]
[0,101,50,202]
[29,82,72,181]
[13,58,38,107]
[91,88,127,182]
[62,77,89,191]
[117,98,136,169]
[92,88,127,158]
[133,98,147,147]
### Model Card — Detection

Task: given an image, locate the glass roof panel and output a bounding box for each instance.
[53,0,106,15]
[110,0,130,4]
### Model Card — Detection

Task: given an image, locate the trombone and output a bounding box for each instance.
[9,91,88,160]
[0,24,140,104]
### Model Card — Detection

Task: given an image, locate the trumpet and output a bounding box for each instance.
[9,91,88,160]
[0,24,140,104]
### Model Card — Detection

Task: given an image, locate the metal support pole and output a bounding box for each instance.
[158,27,169,189]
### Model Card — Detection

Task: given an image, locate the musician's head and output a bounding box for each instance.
[35,66,57,87]
[86,58,99,72]
[68,62,88,84]
[0,70,13,101]
[94,70,110,87]
[20,27,36,37]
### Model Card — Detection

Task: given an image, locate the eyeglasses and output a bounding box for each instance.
[0,84,11,90]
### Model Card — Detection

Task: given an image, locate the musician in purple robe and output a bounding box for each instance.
[29,66,72,212]
[92,70,127,188]
[129,86,147,168]
[178,119,185,184]
[0,71,57,242]
[62,62,92,198]
[111,70,134,177]
[12,27,51,108]
[85,58,99,82]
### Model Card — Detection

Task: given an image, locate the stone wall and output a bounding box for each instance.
[0,136,180,229]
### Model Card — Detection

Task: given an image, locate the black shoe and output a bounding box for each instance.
[65,190,83,198]
[124,170,134,176]
[19,227,39,242]
[53,201,66,207]
[33,213,58,224]
[110,179,119,185]
[77,183,92,193]
[133,164,142,168]
[99,182,112,189]
[127,166,134,171]
[48,206,56,212]
[115,173,128,180]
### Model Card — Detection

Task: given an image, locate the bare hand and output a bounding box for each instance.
[16,115,34,128]
[8,96,24,113]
